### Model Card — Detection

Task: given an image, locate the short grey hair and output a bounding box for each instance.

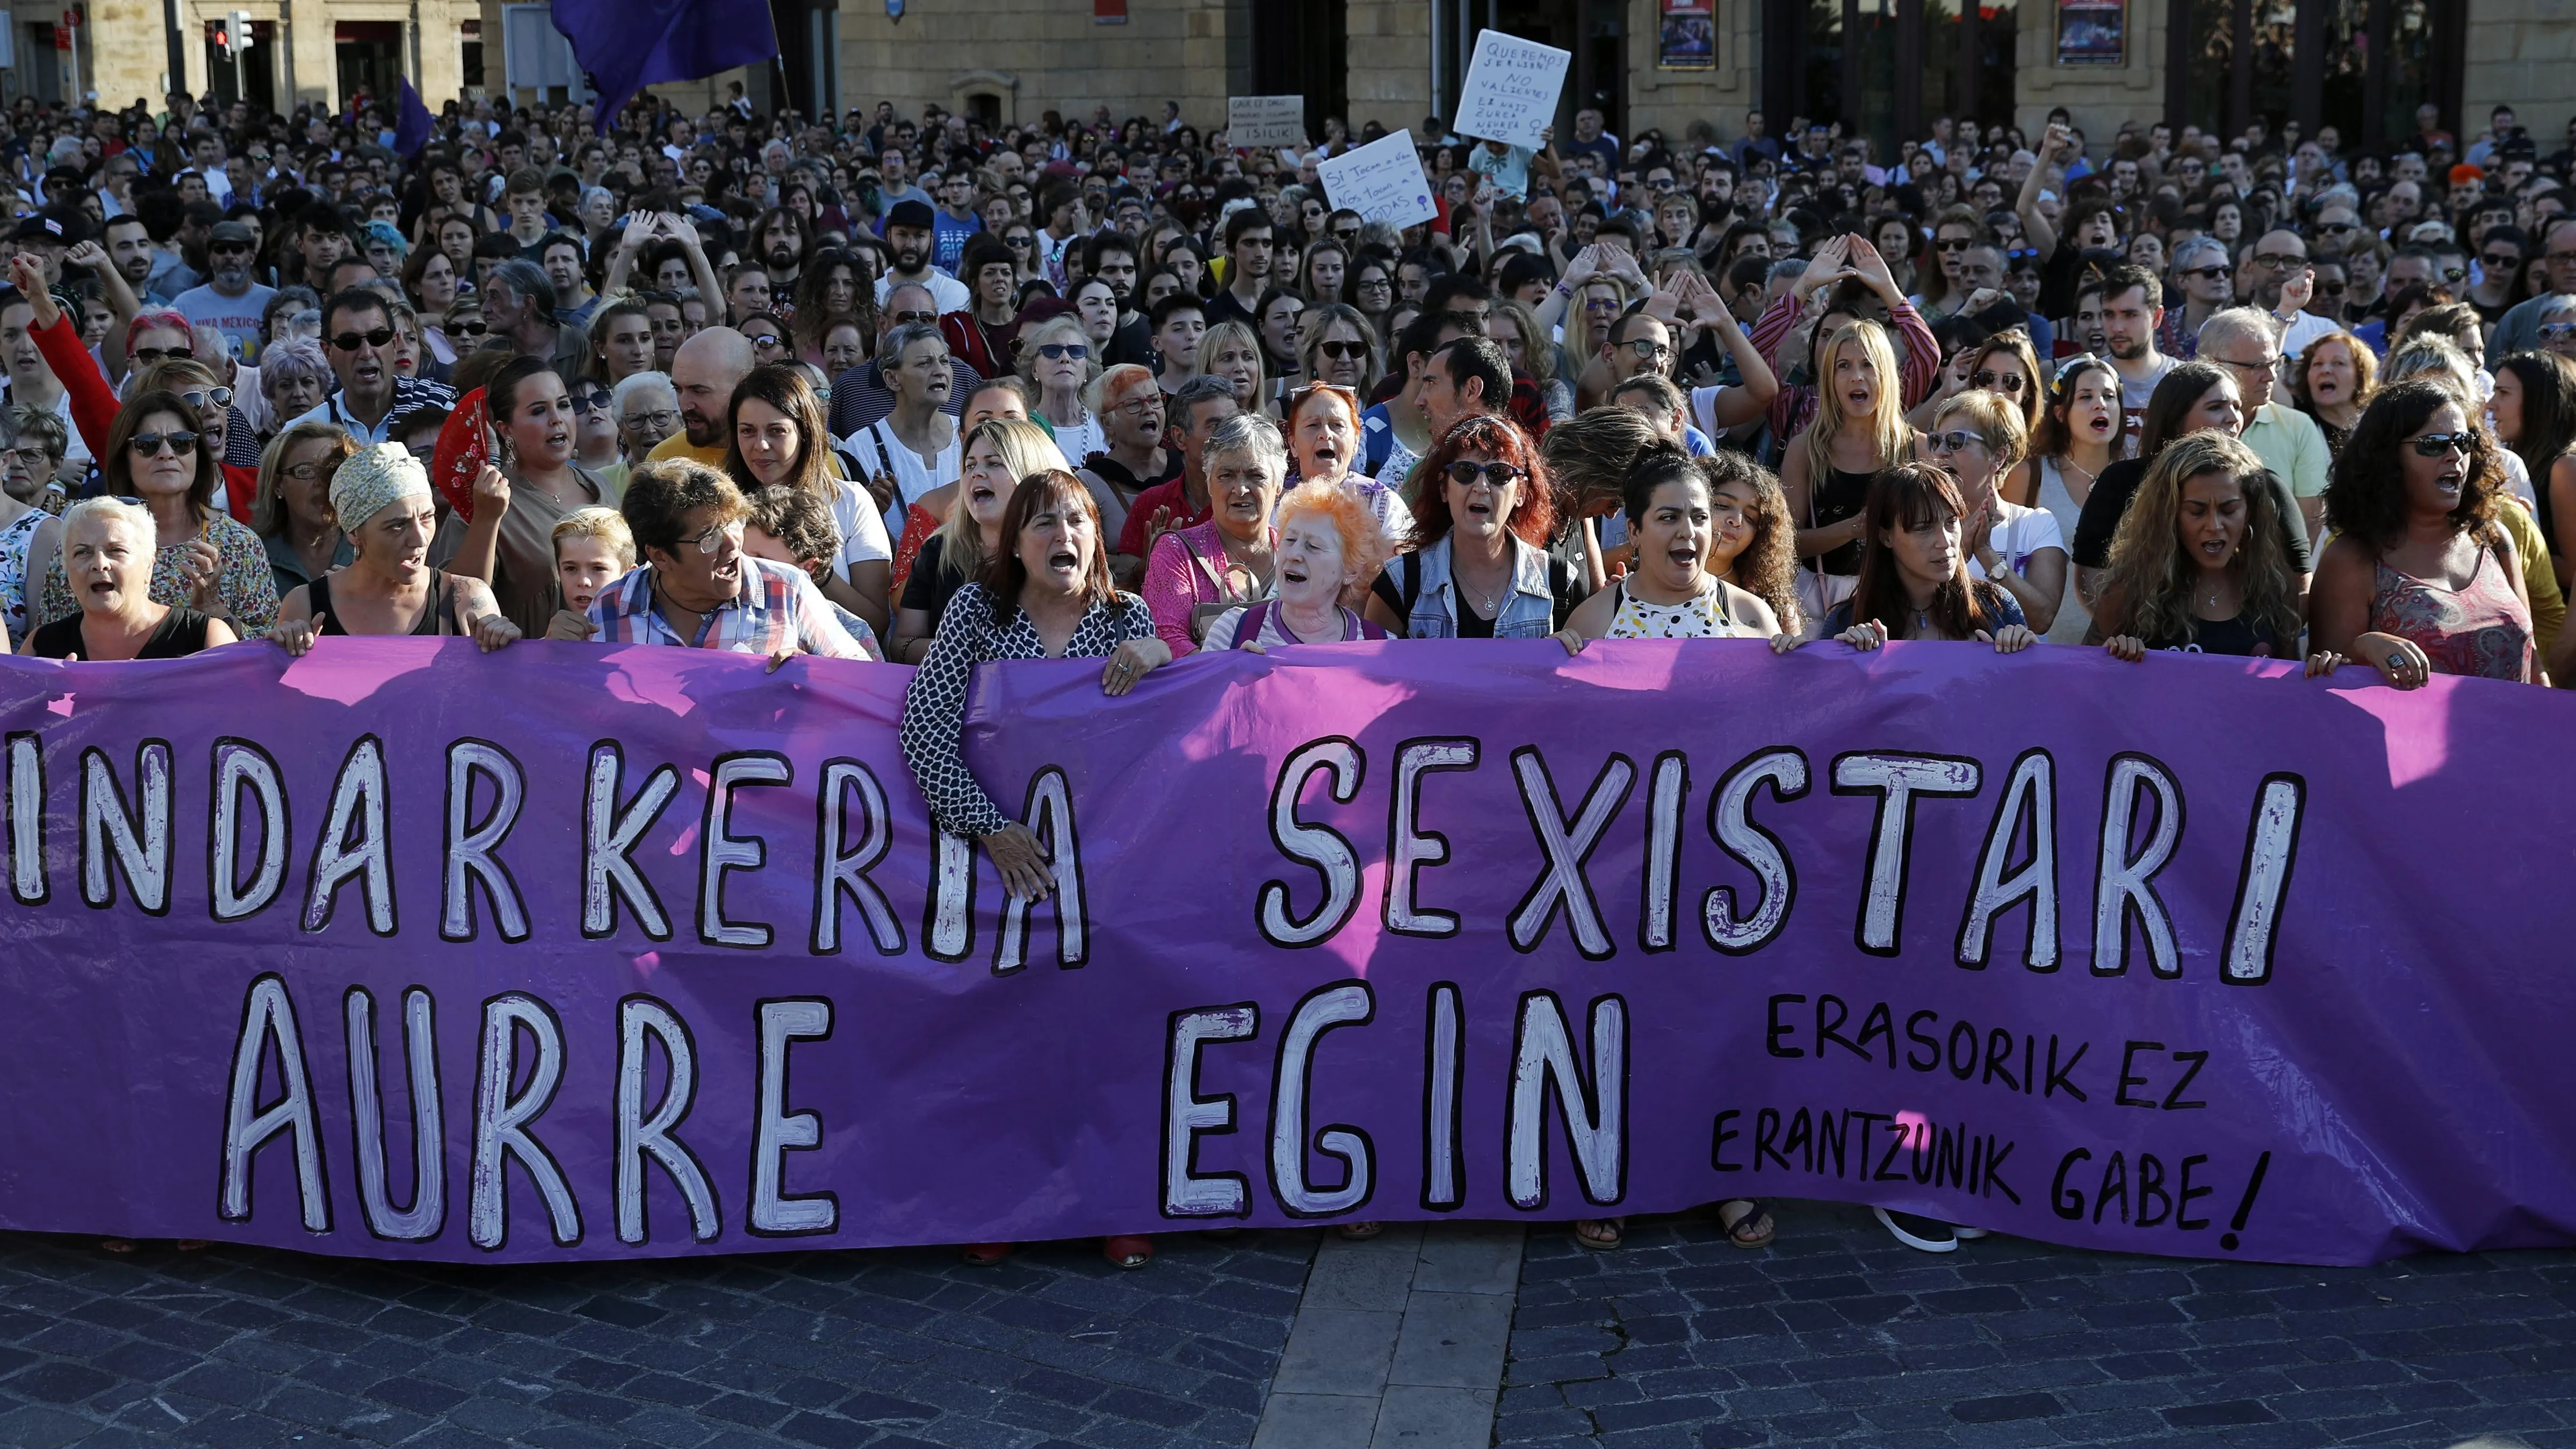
[2195,306,2279,356]
[2171,235,2231,272]
[1201,410,1288,484]
[61,496,156,551]
[487,259,559,317]
[612,369,677,416]
[1168,373,1240,437]
[882,321,946,368]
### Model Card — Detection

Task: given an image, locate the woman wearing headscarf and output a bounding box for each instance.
[272,444,518,653]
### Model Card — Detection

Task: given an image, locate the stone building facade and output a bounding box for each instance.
[1,0,481,113]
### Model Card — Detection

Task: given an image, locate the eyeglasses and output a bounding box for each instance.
[889,310,937,327]
[1971,369,2027,394]
[684,517,746,554]
[2250,253,2305,270]
[131,344,194,364]
[2180,265,2231,281]
[175,387,234,411]
[1442,459,1525,488]
[2407,431,2473,458]
[1647,177,1676,190]
[2483,252,2521,269]
[1004,234,1033,249]
[1924,429,1983,455]
[1624,339,1675,362]
[2317,280,2348,295]
[573,388,614,412]
[129,430,198,457]
[1356,276,1394,293]
[1036,342,1090,361]
[1935,237,1975,252]
[3,443,53,465]
[209,242,253,257]
[2550,251,2576,265]
[1109,395,1164,419]
[2211,352,2279,373]
[283,457,344,481]
[1317,339,1368,360]
[623,408,682,429]
[449,319,487,336]
[330,327,395,351]
[2535,323,2576,342]
[2318,221,2358,234]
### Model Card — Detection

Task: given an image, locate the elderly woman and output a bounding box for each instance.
[272,444,517,653]
[1142,412,1283,655]
[1366,414,1584,637]
[897,469,1169,1271]
[1285,382,1411,539]
[1076,365,1178,543]
[2090,432,2329,665]
[1929,391,2066,634]
[2291,330,2375,459]
[18,499,239,658]
[2313,380,2538,686]
[724,363,891,633]
[890,418,1065,663]
[26,390,278,638]
[1556,442,1791,650]
[259,340,333,440]
[611,371,681,484]
[1201,481,1392,649]
[254,421,358,602]
[442,356,609,638]
[1019,313,1105,463]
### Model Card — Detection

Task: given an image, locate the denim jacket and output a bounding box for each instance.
[1402,533,1561,639]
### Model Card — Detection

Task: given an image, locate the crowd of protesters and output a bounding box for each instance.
[0,81,2570,1257]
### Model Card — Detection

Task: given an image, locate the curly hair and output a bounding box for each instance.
[742,484,843,585]
[1276,480,1393,608]
[1407,413,1555,550]
[2289,330,2378,421]
[1845,463,2012,640]
[2095,433,2303,649]
[2323,379,2506,554]
[1701,447,1803,633]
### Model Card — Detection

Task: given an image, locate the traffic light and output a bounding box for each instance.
[226,11,252,51]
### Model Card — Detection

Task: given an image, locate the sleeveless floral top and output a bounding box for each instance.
[2367,543,2532,682]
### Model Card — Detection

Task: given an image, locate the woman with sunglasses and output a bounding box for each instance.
[1019,313,1106,463]
[2313,380,2538,685]
[1364,414,1583,638]
[1000,221,1042,287]
[1299,304,1379,396]
[1928,391,2066,635]
[271,443,517,655]
[252,421,356,603]
[25,390,278,639]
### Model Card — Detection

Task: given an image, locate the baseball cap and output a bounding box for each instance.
[12,211,85,246]
[885,199,935,230]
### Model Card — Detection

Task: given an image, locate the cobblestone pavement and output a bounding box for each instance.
[1498,1199,2576,1449]
[0,1229,1313,1449]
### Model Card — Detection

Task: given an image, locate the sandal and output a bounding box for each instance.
[1102,1234,1155,1268]
[1873,1207,1959,1253]
[1716,1199,1774,1249]
[1336,1221,1384,1242]
[1572,1217,1623,1250]
[960,1242,1016,1266]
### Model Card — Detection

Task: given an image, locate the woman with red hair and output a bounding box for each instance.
[1362,415,1585,637]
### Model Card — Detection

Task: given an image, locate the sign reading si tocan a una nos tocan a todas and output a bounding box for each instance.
[1,637,2572,1266]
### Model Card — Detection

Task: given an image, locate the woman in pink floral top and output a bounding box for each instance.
[1140,412,1284,655]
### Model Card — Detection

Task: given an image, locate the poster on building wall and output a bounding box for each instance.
[2055,0,2125,66]
[1657,0,1714,70]
[1228,96,1309,150]
[1452,32,1570,149]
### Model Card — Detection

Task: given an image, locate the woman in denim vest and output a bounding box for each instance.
[1363,414,1585,637]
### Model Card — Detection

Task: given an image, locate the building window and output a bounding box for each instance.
[2166,0,2462,149]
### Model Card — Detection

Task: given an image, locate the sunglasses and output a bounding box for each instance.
[129,430,199,457]
[2537,323,2576,342]
[2440,266,2467,283]
[1935,238,1975,252]
[1036,342,1089,361]
[2250,254,2305,270]
[329,327,396,351]
[1317,339,1367,360]
[890,310,937,326]
[2407,431,2474,458]
[2316,280,2348,295]
[449,319,487,336]
[2180,265,2230,281]
[1005,235,1033,248]
[175,386,234,411]
[209,242,254,257]
[1442,460,1525,488]
[574,389,615,411]
[1971,369,2026,394]
[1924,429,1983,455]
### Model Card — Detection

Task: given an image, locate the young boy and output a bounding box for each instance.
[544,507,637,640]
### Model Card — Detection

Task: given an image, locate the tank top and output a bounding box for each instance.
[1605,579,1738,639]
[2366,543,2534,681]
[1812,464,1873,576]
[29,606,215,659]
[2034,458,2096,645]
[2140,611,2282,658]
[309,570,463,637]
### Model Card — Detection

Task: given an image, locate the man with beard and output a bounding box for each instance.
[481,259,592,385]
[1087,233,1152,366]
[2237,229,2337,366]
[2092,263,2174,459]
[286,289,456,443]
[102,213,159,296]
[929,170,983,275]
[754,207,810,292]
[538,233,600,329]
[872,201,969,313]
[648,326,755,467]
[170,220,275,361]
[829,281,980,435]
[841,322,962,543]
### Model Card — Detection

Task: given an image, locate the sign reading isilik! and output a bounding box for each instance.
[2,638,2573,1266]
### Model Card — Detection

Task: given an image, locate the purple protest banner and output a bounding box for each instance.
[1,637,2571,1266]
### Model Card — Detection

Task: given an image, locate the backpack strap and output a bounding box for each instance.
[1233,600,1272,648]
[1398,551,1424,612]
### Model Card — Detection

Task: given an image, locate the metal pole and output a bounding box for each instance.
[164,0,185,103]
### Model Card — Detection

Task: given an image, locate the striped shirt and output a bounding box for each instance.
[587,557,872,659]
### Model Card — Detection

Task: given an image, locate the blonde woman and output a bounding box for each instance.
[1018,312,1106,463]
[1929,390,2065,634]
[1200,320,1267,415]
[252,422,358,604]
[890,418,1069,662]
[1778,319,1921,618]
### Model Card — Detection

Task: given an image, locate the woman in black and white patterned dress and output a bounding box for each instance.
[897,466,1172,1271]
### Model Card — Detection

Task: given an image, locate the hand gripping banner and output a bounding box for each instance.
[1,638,2570,1266]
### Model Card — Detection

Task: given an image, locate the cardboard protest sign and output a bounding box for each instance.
[1317,129,1437,229]
[1227,96,1309,150]
[1453,31,1570,149]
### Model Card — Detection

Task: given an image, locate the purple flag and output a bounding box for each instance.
[551,0,781,131]
[2,639,2575,1266]
[394,78,435,158]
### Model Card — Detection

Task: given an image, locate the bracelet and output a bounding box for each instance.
[1554,280,1573,298]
